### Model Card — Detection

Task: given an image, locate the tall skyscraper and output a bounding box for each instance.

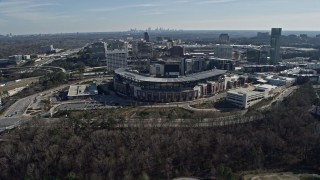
[270,28,282,65]
[144,32,150,42]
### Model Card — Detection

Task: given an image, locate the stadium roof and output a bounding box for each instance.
[115,68,227,83]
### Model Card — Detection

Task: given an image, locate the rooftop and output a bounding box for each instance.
[254,84,278,90]
[67,83,98,97]
[115,68,227,83]
[227,87,263,96]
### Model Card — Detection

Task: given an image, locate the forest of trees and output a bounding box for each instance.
[0,84,319,179]
[0,34,113,58]
[47,57,106,72]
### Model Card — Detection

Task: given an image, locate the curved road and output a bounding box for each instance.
[0,66,66,73]
[0,77,108,133]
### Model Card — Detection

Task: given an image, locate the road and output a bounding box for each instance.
[0,77,40,93]
[0,82,299,132]
[0,66,66,73]
[260,85,298,110]
[34,48,80,67]
[0,77,109,132]
[48,91,227,115]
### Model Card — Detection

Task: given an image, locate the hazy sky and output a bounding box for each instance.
[0,0,320,34]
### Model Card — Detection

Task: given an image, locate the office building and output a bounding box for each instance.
[270,28,282,65]
[214,45,233,59]
[219,33,230,44]
[257,32,270,38]
[169,46,185,57]
[300,34,308,40]
[265,76,296,86]
[108,40,128,51]
[247,48,269,64]
[132,41,153,58]
[106,50,128,71]
[181,59,194,75]
[41,45,54,53]
[82,42,107,61]
[156,36,163,42]
[243,65,275,73]
[166,40,175,49]
[209,58,235,71]
[23,55,31,60]
[9,55,23,64]
[144,32,150,42]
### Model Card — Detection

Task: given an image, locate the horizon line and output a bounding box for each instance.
[2,29,320,36]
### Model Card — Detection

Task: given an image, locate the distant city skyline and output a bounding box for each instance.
[1,0,320,34]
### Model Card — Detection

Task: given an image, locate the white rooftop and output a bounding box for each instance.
[68,83,98,97]
[227,87,263,96]
[254,84,277,90]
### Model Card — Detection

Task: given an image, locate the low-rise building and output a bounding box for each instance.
[41,45,54,53]
[67,83,98,100]
[254,84,279,97]
[226,88,266,109]
[265,76,296,86]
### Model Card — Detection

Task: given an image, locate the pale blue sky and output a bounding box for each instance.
[0,0,319,34]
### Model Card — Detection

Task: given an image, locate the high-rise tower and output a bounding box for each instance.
[144,32,150,42]
[270,28,282,65]
[219,33,230,44]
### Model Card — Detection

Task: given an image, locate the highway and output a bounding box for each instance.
[0,66,66,73]
[34,48,80,67]
[0,77,40,93]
